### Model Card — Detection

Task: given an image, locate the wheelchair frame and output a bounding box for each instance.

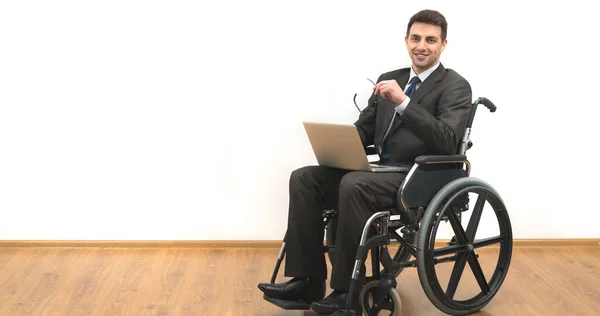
[263,97,513,316]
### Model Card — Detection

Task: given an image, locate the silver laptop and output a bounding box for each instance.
[303,122,408,173]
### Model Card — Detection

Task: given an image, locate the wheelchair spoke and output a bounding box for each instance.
[467,252,490,294]
[466,194,486,240]
[433,243,468,257]
[446,252,468,299]
[446,210,469,244]
[473,235,505,249]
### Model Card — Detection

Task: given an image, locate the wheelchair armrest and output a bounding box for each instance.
[415,155,467,165]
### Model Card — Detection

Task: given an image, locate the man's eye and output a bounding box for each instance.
[428,38,437,43]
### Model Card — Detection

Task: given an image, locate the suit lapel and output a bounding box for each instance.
[410,63,446,103]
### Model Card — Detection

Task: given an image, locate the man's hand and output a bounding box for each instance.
[373,80,407,104]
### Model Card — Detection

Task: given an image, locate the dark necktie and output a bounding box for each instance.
[380,76,421,164]
[404,76,421,98]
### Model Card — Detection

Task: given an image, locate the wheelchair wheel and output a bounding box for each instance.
[359,280,402,316]
[416,177,512,315]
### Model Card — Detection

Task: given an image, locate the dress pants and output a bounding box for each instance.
[283,165,407,291]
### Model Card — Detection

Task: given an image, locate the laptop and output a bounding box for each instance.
[303,122,409,173]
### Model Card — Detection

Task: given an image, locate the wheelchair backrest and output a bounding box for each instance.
[457,97,497,155]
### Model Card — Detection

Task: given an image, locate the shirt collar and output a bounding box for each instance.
[408,62,440,85]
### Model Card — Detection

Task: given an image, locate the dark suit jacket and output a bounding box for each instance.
[355,63,472,166]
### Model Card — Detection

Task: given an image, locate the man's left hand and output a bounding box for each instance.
[373,80,406,104]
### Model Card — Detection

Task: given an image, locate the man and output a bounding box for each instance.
[259,9,472,314]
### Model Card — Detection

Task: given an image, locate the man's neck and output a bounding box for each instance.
[411,62,440,81]
[412,62,440,76]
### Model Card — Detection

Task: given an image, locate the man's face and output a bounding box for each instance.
[405,22,447,74]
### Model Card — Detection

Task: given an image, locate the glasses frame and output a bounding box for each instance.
[353,78,382,113]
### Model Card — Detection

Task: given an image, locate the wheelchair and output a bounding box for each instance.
[262,97,512,316]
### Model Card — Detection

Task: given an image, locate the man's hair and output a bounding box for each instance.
[406,9,448,41]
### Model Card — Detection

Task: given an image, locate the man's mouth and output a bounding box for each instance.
[414,52,428,61]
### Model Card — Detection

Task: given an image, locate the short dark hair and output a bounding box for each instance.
[406,9,448,41]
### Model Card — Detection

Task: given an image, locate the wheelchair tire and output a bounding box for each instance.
[416,177,512,316]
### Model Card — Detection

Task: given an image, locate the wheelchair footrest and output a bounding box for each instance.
[262,294,311,310]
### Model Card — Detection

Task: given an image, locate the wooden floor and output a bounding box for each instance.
[0,246,599,315]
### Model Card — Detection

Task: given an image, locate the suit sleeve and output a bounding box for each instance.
[353,75,383,148]
[399,78,472,155]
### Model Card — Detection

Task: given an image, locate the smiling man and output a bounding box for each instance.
[258,9,472,314]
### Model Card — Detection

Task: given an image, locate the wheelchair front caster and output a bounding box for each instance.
[359,280,402,316]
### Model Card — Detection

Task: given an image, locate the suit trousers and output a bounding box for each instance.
[283,165,407,291]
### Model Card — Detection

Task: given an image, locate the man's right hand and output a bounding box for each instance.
[373,80,407,105]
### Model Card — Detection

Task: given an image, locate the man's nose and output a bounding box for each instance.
[417,40,426,50]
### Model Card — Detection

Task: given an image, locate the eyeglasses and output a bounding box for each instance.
[353,78,382,113]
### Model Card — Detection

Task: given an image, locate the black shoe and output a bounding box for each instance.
[310,289,358,314]
[258,277,326,303]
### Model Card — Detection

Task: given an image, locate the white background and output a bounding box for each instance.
[1,0,598,240]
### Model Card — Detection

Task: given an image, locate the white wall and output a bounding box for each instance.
[0,0,598,240]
